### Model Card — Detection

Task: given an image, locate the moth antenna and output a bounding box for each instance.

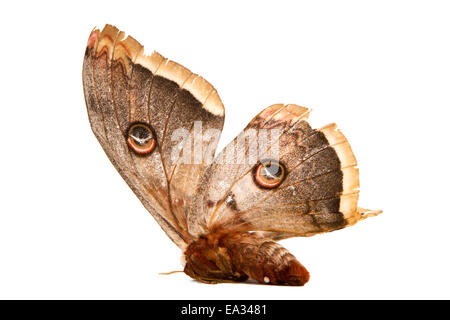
[159,270,184,275]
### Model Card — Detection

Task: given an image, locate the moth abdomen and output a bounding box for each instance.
[226,235,310,286]
[183,232,309,286]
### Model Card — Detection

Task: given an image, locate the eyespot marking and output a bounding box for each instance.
[126,122,156,155]
[253,159,286,189]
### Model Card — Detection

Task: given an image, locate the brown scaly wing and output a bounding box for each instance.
[82,25,225,249]
[188,104,381,239]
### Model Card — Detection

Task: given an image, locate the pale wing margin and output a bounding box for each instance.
[320,123,382,227]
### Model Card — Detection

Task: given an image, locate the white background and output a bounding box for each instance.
[0,0,449,299]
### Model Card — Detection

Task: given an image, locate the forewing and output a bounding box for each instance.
[83,25,225,248]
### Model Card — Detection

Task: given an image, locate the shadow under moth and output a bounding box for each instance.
[82,24,381,286]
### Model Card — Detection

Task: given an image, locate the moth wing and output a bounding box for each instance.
[83,25,225,248]
[189,104,380,238]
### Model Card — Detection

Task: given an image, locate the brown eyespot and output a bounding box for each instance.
[254,159,286,189]
[126,123,156,155]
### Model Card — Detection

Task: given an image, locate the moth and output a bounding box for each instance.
[83,24,381,286]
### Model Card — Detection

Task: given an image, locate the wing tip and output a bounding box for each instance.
[182,75,225,117]
[86,27,100,50]
[359,207,383,218]
[88,24,225,117]
[85,24,225,117]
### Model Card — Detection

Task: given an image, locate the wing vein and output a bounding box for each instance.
[207,111,312,228]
